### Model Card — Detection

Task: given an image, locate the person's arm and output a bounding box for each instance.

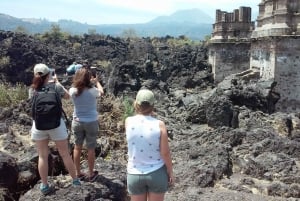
[91,76,104,96]
[95,81,104,96]
[28,87,34,99]
[159,120,174,186]
[125,117,128,129]
[54,77,70,99]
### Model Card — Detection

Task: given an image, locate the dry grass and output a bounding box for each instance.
[99,94,127,136]
[0,82,28,107]
[63,94,133,157]
[62,98,74,121]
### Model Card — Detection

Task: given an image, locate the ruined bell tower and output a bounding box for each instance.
[208,7,255,83]
[250,0,300,111]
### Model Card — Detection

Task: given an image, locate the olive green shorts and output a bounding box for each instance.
[72,120,98,149]
[127,165,168,195]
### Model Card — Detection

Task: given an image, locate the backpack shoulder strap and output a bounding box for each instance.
[52,83,70,126]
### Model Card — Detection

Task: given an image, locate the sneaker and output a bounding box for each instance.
[72,178,81,186]
[40,184,55,195]
[77,173,87,181]
[88,171,99,182]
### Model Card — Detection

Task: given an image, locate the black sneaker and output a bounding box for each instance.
[77,173,86,181]
[89,171,99,182]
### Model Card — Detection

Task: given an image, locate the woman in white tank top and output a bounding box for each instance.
[125,89,174,201]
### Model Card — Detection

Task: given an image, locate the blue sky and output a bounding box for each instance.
[0,0,261,25]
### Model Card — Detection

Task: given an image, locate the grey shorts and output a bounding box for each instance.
[72,120,98,149]
[31,119,68,141]
[127,165,168,195]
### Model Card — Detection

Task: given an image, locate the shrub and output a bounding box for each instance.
[15,26,29,34]
[94,60,111,68]
[121,28,137,39]
[167,36,202,48]
[98,94,134,136]
[0,56,10,67]
[72,42,81,51]
[63,94,134,139]
[41,24,70,43]
[64,93,133,159]
[122,97,134,121]
[0,82,28,107]
[62,99,73,121]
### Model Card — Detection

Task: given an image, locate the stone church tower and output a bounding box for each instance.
[208,7,255,83]
[250,0,300,111]
[209,0,300,112]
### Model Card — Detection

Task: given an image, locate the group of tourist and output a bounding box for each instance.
[29,63,104,195]
[29,62,174,200]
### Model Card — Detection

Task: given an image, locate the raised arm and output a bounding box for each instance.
[54,76,70,99]
[91,76,104,96]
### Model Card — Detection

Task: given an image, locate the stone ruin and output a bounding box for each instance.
[209,0,300,112]
[208,6,255,83]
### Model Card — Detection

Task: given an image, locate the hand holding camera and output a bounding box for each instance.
[48,68,60,84]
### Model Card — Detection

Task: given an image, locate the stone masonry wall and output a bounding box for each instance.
[251,36,300,112]
[209,6,254,84]
[250,0,300,112]
[274,37,300,111]
[212,7,254,40]
[250,37,276,79]
[210,0,300,112]
[209,42,251,83]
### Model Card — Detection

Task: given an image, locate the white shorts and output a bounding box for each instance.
[31,119,68,141]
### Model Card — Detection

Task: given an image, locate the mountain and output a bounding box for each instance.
[149,8,214,24]
[0,9,213,40]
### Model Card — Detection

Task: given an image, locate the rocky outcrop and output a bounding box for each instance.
[0,30,299,200]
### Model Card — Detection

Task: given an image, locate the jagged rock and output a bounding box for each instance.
[0,152,18,189]
[19,159,128,201]
[0,30,300,200]
[0,188,15,201]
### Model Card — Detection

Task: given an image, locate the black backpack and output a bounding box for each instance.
[31,84,62,130]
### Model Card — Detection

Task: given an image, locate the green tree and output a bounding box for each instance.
[50,24,63,41]
[204,35,211,42]
[15,26,28,34]
[121,28,137,39]
[42,24,70,43]
[88,29,97,35]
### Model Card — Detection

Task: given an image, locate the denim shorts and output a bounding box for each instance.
[127,165,168,195]
[31,119,68,141]
[72,120,98,149]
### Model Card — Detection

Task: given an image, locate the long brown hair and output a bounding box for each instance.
[31,73,49,90]
[72,68,92,96]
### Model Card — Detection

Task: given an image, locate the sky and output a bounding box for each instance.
[0,0,261,25]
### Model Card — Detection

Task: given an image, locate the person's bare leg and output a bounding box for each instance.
[148,192,165,201]
[87,148,95,176]
[55,139,76,179]
[130,193,147,201]
[36,139,50,186]
[73,145,83,176]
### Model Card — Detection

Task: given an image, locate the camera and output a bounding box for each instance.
[90,66,97,78]
[48,68,56,83]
